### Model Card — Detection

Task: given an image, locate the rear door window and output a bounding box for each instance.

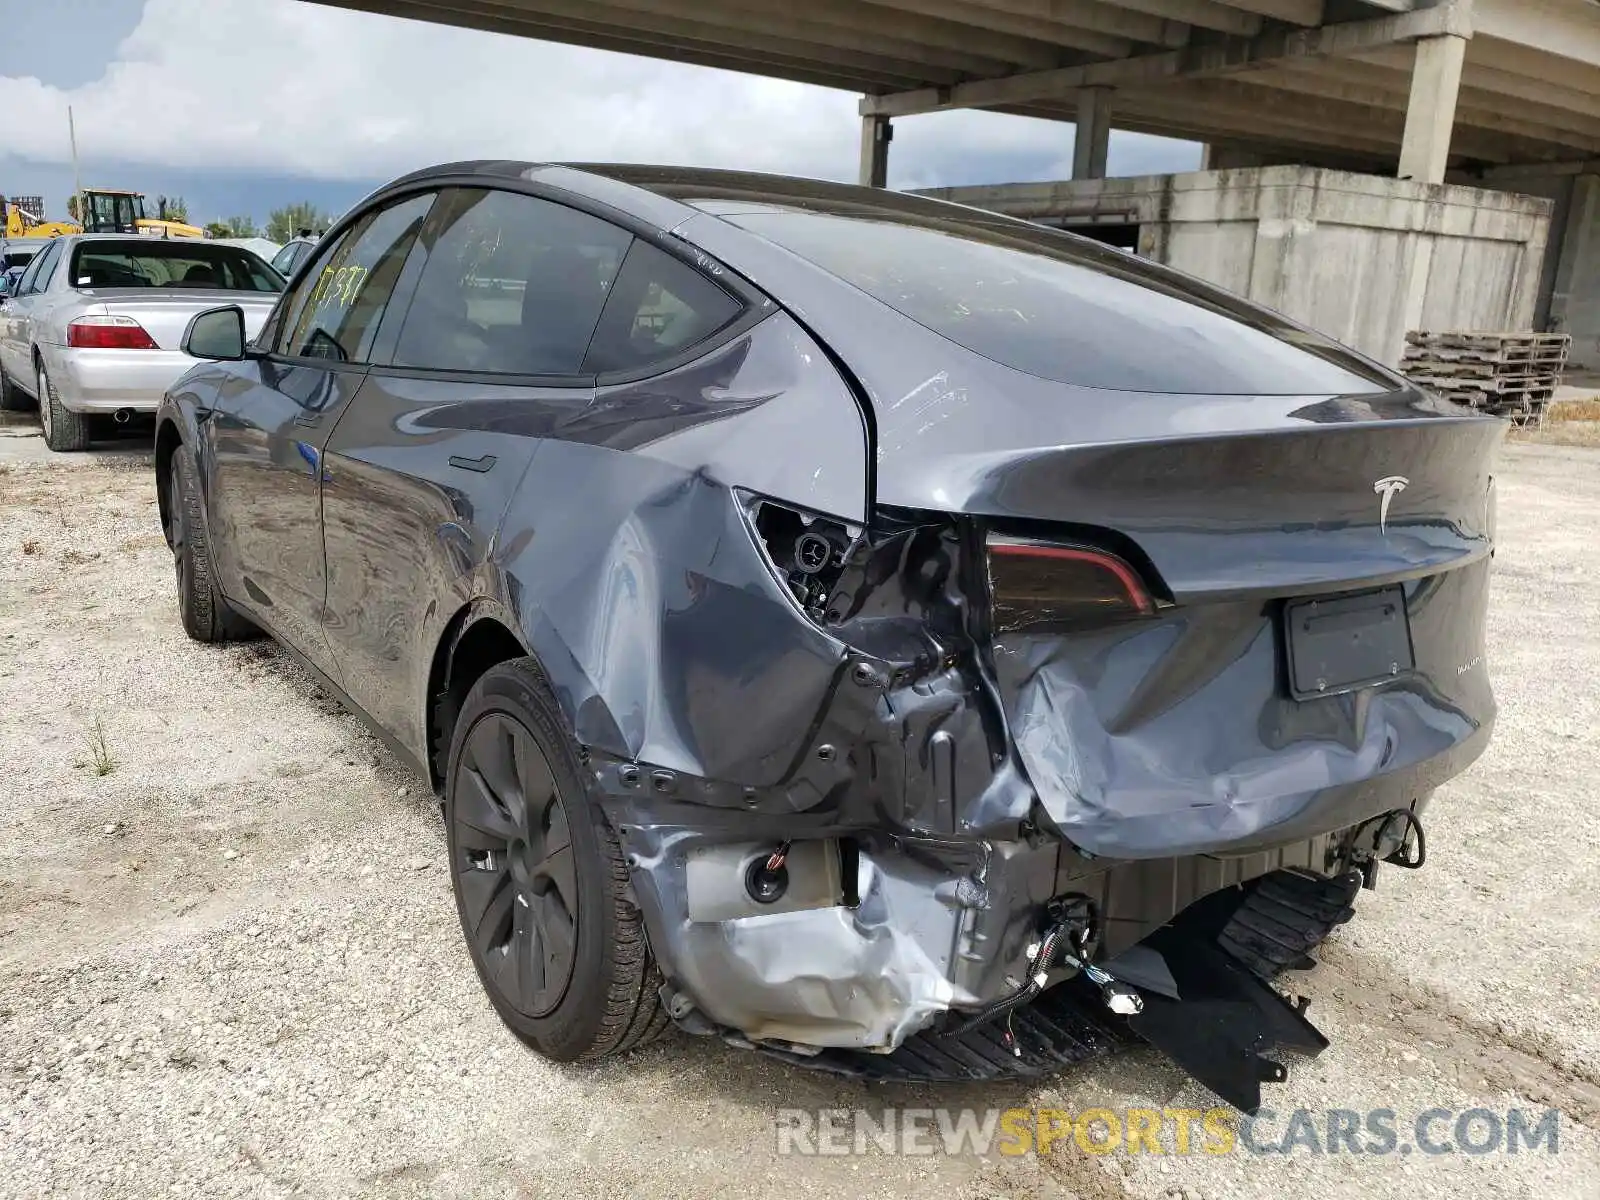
[15,240,58,296]
[582,238,743,375]
[389,188,632,376]
[277,193,435,364]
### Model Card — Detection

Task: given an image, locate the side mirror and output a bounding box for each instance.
[182,305,247,361]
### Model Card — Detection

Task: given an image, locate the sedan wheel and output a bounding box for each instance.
[0,357,33,412]
[37,361,90,452]
[37,364,52,441]
[446,659,668,1062]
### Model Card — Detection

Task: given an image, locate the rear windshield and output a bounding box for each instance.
[727,209,1390,395]
[69,243,284,292]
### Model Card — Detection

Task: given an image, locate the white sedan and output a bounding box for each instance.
[0,235,283,451]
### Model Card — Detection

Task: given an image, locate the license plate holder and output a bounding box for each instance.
[1284,585,1414,700]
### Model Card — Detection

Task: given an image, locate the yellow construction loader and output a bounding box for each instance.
[1,194,78,238]
[78,189,206,239]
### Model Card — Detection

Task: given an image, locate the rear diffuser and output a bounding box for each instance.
[1125,928,1327,1114]
[763,869,1353,1110]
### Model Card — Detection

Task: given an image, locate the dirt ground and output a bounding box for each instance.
[1,416,1597,1199]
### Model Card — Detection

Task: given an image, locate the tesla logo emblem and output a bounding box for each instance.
[1374,476,1409,534]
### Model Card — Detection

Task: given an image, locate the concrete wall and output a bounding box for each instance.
[1462,169,1600,369]
[919,166,1554,370]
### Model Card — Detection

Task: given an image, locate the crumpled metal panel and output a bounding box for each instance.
[620,826,978,1050]
[497,314,870,785]
[992,562,1495,859]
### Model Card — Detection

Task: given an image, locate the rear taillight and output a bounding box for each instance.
[986,536,1155,634]
[67,315,159,350]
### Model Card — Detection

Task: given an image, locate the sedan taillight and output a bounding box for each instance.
[67,315,160,350]
[987,535,1155,634]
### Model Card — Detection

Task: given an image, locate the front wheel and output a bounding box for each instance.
[0,357,34,412]
[446,658,668,1062]
[37,361,90,452]
[167,445,255,642]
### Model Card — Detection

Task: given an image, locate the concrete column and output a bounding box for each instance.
[1072,87,1113,181]
[1397,34,1466,184]
[859,113,891,189]
[1549,174,1600,365]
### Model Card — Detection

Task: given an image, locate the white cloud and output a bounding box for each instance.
[0,0,1196,187]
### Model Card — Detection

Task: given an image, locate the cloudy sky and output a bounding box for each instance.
[0,0,1198,229]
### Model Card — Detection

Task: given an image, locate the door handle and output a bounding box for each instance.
[448,454,496,473]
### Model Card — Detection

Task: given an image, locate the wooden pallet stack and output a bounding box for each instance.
[1400,331,1571,426]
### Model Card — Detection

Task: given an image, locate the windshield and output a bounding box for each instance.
[69,242,284,292]
[727,208,1392,396]
[2,250,36,270]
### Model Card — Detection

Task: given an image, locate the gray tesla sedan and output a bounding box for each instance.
[154,163,1500,1111]
[0,235,282,450]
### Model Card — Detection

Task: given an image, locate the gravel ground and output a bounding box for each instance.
[1,419,1597,1199]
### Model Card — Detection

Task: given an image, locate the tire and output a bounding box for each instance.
[446,658,668,1062]
[0,356,34,412]
[37,360,90,452]
[167,444,256,642]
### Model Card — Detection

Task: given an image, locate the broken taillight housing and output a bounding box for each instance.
[67,315,160,350]
[742,494,860,625]
[986,535,1155,634]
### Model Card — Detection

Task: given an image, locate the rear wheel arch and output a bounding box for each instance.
[154,419,184,549]
[426,605,531,790]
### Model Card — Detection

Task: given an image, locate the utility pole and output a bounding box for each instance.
[68,105,83,227]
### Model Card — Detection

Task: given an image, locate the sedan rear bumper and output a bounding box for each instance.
[42,344,195,413]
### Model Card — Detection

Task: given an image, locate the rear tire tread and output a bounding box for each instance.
[38,362,90,452]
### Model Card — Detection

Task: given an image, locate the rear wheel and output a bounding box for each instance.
[446,659,668,1062]
[37,360,90,452]
[167,445,255,642]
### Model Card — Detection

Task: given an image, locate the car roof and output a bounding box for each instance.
[372,160,994,234]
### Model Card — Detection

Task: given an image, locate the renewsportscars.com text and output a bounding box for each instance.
[774,1106,1561,1158]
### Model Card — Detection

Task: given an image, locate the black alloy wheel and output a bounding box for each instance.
[453,711,580,1018]
[445,658,668,1062]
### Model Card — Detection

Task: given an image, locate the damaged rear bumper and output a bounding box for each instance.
[601,719,1483,1057]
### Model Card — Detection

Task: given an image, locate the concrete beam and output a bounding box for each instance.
[1398,34,1467,182]
[1160,75,1588,162]
[320,0,946,90]
[860,113,892,188]
[858,4,1469,117]
[955,0,1190,47]
[1072,86,1113,178]
[706,0,1067,69]
[1224,0,1324,24]
[859,0,1133,57]
[1474,0,1600,69]
[1469,159,1600,182]
[583,0,1035,74]
[1259,61,1600,151]
[1108,0,1263,36]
